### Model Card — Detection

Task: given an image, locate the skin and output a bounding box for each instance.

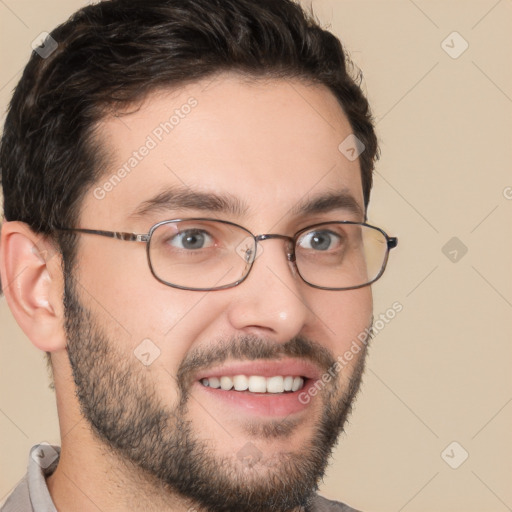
[0,73,373,511]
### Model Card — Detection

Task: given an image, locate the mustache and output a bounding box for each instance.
[177,335,337,391]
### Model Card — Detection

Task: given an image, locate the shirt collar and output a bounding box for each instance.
[27,443,60,512]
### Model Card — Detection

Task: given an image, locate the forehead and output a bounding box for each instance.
[83,73,364,228]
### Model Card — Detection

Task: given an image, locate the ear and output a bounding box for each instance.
[0,221,67,352]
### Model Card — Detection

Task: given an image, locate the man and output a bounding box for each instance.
[0,0,397,511]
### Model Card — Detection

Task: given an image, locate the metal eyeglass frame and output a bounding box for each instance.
[56,218,398,291]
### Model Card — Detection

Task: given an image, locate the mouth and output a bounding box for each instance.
[193,359,321,417]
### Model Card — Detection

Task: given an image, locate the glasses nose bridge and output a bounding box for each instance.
[253,233,296,262]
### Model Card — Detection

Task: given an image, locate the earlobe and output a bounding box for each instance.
[0,221,66,352]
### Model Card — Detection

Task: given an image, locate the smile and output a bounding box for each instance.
[200,375,306,393]
[193,358,321,416]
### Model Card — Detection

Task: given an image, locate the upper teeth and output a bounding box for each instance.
[200,375,304,393]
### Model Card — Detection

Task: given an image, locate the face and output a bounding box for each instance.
[65,73,373,512]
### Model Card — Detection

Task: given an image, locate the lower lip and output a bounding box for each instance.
[194,379,317,417]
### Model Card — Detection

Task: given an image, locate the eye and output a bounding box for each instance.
[298,230,342,251]
[169,229,214,250]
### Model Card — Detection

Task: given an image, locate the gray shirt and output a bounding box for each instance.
[1,444,360,512]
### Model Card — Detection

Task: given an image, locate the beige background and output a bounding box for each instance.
[1,1,511,511]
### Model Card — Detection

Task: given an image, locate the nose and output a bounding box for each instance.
[225,238,312,342]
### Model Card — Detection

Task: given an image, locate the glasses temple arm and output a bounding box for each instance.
[55,227,149,242]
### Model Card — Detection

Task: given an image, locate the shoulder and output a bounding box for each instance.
[309,493,362,512]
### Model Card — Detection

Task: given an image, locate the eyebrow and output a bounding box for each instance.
[130,186,247,218]
[129,186,364,221]
[290,190,365,220]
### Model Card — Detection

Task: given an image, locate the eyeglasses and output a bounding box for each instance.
[56,218,397,291]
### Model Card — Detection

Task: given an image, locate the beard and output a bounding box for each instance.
[63,275,369,512]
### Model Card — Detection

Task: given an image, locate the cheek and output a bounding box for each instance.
[93,283,230,379]
[311,286,373,356]
[103,285,227,354]
[77,239,218,336]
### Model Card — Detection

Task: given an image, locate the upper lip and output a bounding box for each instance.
[194,358,322,382]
